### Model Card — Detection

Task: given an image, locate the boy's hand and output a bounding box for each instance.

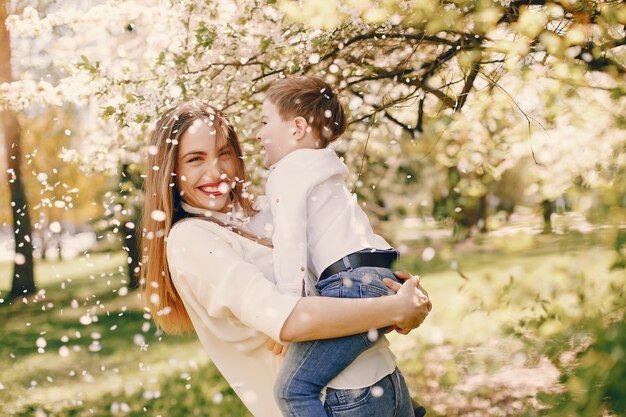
[265,339,289,357]
[384,325,412,335]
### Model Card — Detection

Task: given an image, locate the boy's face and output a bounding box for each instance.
[257,99,297,167]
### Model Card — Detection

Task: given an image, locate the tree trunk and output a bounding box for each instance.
[477,193,488,233]
[123,221,140,289]
[120,163,140,289]
[2,112,36,298]
[1,0,36,298]
[55,224,63,261]
[40,222,47,260]
[541,199,554,234]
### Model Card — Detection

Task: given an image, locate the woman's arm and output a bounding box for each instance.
[280,275,431,342]
[169,220,431,344]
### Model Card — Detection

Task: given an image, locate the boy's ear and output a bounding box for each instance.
[292,116,309,141]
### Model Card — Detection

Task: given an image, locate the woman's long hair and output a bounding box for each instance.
[140,101,255,334]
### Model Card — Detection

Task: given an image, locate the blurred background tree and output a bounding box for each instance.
[3,0,622,235]
[1,0,35,298]
[0,0,624,415]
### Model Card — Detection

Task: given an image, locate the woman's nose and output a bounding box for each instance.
[202,158,222,179]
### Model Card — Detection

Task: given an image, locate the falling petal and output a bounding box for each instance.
[367,329,379,342]
[212,392,224,404]
[218,182,230,193]
[36,337,47,348]
[49,221,62,233]
[133,334,145,346]
[59,346,70,358]
[151,210,166,221]
[149,293,160,305]
[371,385,384,397]
[14,253,26,265]
[422,247,436,262]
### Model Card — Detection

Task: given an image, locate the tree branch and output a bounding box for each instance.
[383,110,419,137]
[347,89,422,136]
[455,61,481,112]
[421,84,457,108]
[347,67,417,87]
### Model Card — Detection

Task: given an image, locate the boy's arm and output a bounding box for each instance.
[265,338,289,356]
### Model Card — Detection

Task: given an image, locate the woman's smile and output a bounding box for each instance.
[198,180,231,197]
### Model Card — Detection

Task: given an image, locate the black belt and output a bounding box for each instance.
[319,249,399,281]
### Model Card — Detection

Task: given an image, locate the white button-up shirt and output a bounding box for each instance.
[167,201,396,417]
[266,147,391,295]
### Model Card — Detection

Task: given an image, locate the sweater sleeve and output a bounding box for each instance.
[166,219,300,343]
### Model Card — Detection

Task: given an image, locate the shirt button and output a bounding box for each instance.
[300,267,305,272]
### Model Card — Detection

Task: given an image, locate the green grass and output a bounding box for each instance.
[392,231,625,416]
[1,232,624,417]
[0,252,250,417]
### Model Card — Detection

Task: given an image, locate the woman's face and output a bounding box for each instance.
[176,119,238,213]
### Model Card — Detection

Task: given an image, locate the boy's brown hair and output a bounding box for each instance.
[265,76,347,147]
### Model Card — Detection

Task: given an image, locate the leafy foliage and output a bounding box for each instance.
[2,1,624,220]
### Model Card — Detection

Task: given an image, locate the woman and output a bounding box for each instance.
[140,101,431,417]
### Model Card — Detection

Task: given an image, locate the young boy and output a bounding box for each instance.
[257,76,421,417]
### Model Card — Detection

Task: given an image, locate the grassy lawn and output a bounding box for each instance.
[1,231,624,417]
[394,230,625,416]
[0,253,248,417]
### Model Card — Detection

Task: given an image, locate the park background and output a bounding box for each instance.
[0,0,625,416]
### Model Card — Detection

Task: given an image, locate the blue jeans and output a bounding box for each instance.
[323,368,414,417]
[275,263,407,417]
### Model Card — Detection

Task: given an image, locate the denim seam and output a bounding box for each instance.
[392,368,401,417]
[277,340,320,417]
[325,386,372,411]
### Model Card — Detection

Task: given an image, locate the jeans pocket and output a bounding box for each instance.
[315,272,343,298]
[359,282,393,298]
[324,385,372,411]
[319,279,342,298]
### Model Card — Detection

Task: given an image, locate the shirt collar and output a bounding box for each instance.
[269,146,337,171]
[180,201,247,226]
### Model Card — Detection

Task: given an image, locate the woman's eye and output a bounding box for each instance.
[187,157,201,163]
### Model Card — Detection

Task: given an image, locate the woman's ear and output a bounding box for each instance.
[292,116,309,141]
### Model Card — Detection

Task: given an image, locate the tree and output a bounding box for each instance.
[1,0,35,299]
[0,0,624,239]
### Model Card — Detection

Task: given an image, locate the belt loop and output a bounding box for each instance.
[342,255,353,272]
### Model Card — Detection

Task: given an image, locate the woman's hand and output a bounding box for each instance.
[394,270,430,298]
[265,338,289,357]
[383,272,432,333]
